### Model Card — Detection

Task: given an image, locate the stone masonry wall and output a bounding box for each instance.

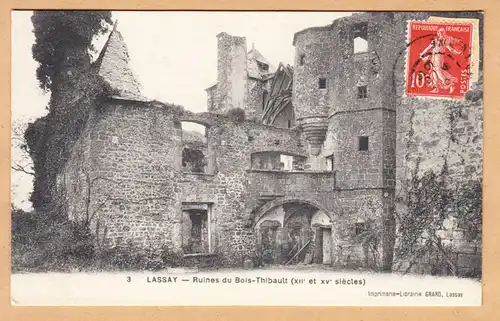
[87,101,183,250]
[392,12,483,275]
[293,27,334,120]
[324,110,386,190]
[211,33,248,115]
[61,98,314,266]
[253,188,388,269]
[246,78,266,121]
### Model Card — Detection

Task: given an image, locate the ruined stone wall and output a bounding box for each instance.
[246,78,265,121]
[394,96,483,276]
[58,108,97,223]
[203,118,306,264]
[86,101,183,250]
[324,110,385,189]
[205,85,217,112]
[270,103,295,129]
[60,98,313,266]
[391,12,483,276]
[324,13,398,116]
[330,189,386,269]
[252,188,388,269]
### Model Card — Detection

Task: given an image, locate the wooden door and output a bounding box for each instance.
[322,228,332,265]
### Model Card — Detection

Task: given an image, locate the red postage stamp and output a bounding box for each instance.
[406,21,473,99]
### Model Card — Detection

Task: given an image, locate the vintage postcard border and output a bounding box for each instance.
[1,1,499,321]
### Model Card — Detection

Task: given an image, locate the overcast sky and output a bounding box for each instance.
[11,10,353,210]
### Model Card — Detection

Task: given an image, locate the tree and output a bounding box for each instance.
[31,10,112,92]
[11,118,36,210]
[11,118,35,177]
[24,11,112,211]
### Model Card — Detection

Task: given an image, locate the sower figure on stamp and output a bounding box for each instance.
[419,27,468,94]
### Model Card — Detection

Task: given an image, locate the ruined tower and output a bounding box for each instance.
[292,26,334,156]
[206,32,273,120]
[210,32,248,114]
[292,12,398,269]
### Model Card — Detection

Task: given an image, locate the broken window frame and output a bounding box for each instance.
[181,121,209,174]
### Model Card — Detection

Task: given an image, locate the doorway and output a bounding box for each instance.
[322,228,332,265]
[314,226,332,265]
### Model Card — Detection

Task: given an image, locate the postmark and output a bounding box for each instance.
[406,21,473,99]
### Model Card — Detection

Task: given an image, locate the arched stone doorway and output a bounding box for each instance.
[254,201,334,266]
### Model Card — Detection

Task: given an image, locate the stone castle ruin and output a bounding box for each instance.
[28,12,483,275]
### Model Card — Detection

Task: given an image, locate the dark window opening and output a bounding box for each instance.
[299,54,306,66]
[182,206,210,254]
[359,136,369,151]
[319,78,327,89]
[287,119,292,129]
[357,85,367,99]
[182,148,207,173]
[355,222,366,235]
[262,90,268,110]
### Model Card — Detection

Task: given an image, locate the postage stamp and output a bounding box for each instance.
[406,21,474,99]
[427,16,481,84]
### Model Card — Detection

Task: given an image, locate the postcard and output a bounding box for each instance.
[10,10,483,306]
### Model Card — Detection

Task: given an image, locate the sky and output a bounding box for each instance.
[11,10,353,210]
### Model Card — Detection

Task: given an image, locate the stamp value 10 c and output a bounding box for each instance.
[406,21,473,99]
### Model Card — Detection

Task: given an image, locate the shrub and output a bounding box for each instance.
[11,208,95,272]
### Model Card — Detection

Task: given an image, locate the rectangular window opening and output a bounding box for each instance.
[299,54,306,66]
[357,85,367,99]
[319,78,327,89]
[359,136,369,151]
[287,119,292,129]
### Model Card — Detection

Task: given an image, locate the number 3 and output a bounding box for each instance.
[127,276,131,282]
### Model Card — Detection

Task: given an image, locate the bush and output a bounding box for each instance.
[11,208,95,272]
[11,206,186,272]
[100,241,184,271]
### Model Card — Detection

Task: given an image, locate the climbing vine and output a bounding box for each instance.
[395,101,482,277]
